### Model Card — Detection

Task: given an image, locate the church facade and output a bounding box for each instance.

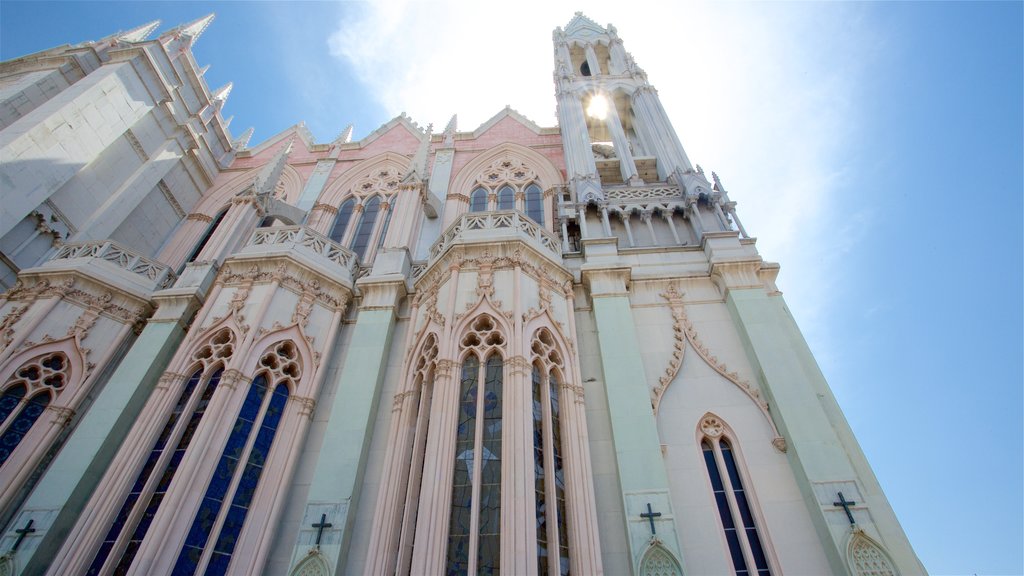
[0,12,923,576]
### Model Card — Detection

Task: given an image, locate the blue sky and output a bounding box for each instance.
[2,1,1022,573]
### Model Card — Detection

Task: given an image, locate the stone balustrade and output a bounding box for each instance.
[429,210,561,262]
[51,240,176,289]
[242,225,358,279]
[603,183,682,202]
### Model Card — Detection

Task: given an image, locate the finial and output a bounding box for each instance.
[162,13,215,45]
[443,114,457,147]
[333,124,354,144]
[117,20,161,43]
[233,127,254,150]
[211,82,233,104]
[198,64,211,76]
[223,115,234,128]
[254,138,294,197]
[695,164,704,176]
[712,171,725,191]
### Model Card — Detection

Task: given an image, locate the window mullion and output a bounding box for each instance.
[542,372,560,576]
[194,380,276,574]
[0,397,28,436]
[712,439,759,574]
[468,360,487,576]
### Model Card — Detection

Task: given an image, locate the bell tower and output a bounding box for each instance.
[554,12,694,202]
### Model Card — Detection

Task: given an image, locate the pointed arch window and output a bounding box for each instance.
[186,210,227,266]
[351,196,381,260]
[329,198,356,244]
[377,201,393,249]
[447,352,503,576]
[525,183,545,226]
[496,185,515,211]
[470,188,488,213]
[0,352,69,468]
[532,366,570,576]
[174,341,299,575]
[701,426,771,576]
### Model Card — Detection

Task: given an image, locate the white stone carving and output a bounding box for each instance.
[429,211,561,262]
[248,226,358,272]
[52,241,176,289]
[639,542,683,576]
[849,532,899,576]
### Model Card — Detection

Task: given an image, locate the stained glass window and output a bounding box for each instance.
[497,186,514,211]
[525,184,544,226]
[0,392,49,467]
[0,384,26,426]
[532,367,548,576]
[376,202,392,249]
[702,437,771,576]
[330,199,355,244]
[186,210,227,265]
[174,374,270,575]
[549,370,569,576]
[208,383,288,573]
[445,353,503,575]
[352,196,380,260]
[470,188,488,213]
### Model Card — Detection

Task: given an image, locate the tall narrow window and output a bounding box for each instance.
[87,368,223,575]
[702,431,771,576]
[532,367,549,575]
[470,188,488,213]
[446,353,503,576]
[497,185,514,210]
[351,196,380,260]
[548,370,569,576]
[0,384,26,426]
[525,183,544,226]
[376,202,393,249]
[329,198,355,244]
[174,341,298,575]
[186,210,227,265]
[0,393,48,467]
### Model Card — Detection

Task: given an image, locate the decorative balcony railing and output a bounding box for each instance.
[430,210,561,262]
[51,240,176,289]
[245,225,358,275]
[603,183,682,202]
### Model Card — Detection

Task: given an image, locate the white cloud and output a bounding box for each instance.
[328,1,877,343]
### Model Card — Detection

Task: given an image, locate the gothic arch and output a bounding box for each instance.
[316,153,411,208]
[0,336,87,399]
[240,324,315,394]
[449,142,562,199]
[638,541,683,576]
[191,163,303,218]
[847,531,899,576]
[289,550,331,576]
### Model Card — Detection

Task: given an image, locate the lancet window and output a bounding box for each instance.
[466,157,548,226]
[174,340,300,575]
[446,315,506,576]
[352,195,381,260]
[87,329,234,575]
[329,198,355,244]
[531,329,570,576]
[0,352,69,467]
[700,415,771,576]
[395,334,439,574]
[185,209,227,266]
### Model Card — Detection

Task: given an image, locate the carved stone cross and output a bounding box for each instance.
[833,491,857,525]
[312,513,332,546]
[640,502,662,535]
[10,519,35,553]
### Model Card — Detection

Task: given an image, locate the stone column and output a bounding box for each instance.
[723,276,927,576]
[582,267,685,574]
[631,86,692,180]
[3,275,211,576]
[286,278,403,573]
[584,43,602,76]
[556,90,601,202]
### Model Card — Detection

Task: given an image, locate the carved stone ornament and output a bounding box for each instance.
[0,304,29,351]
[849,532,898,576]
[700,415,724,438]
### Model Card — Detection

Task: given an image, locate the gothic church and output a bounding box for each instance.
[0,12,924,576]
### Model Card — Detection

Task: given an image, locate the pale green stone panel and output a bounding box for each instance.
[20,320,185,575]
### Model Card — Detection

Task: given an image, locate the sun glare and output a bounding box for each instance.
[586,94,608,120]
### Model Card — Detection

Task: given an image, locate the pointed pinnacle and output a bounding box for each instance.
[211,82,233,104]
[118,20,161,43]
[164,13,215,42]
[223,115,234,128]
[199,64,211,76]
[233,127,254,150]
[444,114,457,134]
[334,124,354,144]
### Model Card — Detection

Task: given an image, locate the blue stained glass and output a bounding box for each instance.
[352,196,381,260]
[173,375,268,574]
[208,383,288,568]
[470,188,488,212]
[329,199,355,244]
[550,370,569,576]
[447,357,478,574]
[0,392,49,467]
[497,185,514,210]
[206,551,232,575]
[526,183,544,225]
[86,543,114,576]
[0,384,26,425]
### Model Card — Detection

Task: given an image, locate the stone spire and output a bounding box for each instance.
[117,20,161,43]
[233,127,255,150]
[198,63,211,76]
[253,139,293,197]
[211,82,233,107]
[334,124,354,144]
[442,114,457,147]
[223,115,234,128]
[404,123,432,183]
[161,13,215,46]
